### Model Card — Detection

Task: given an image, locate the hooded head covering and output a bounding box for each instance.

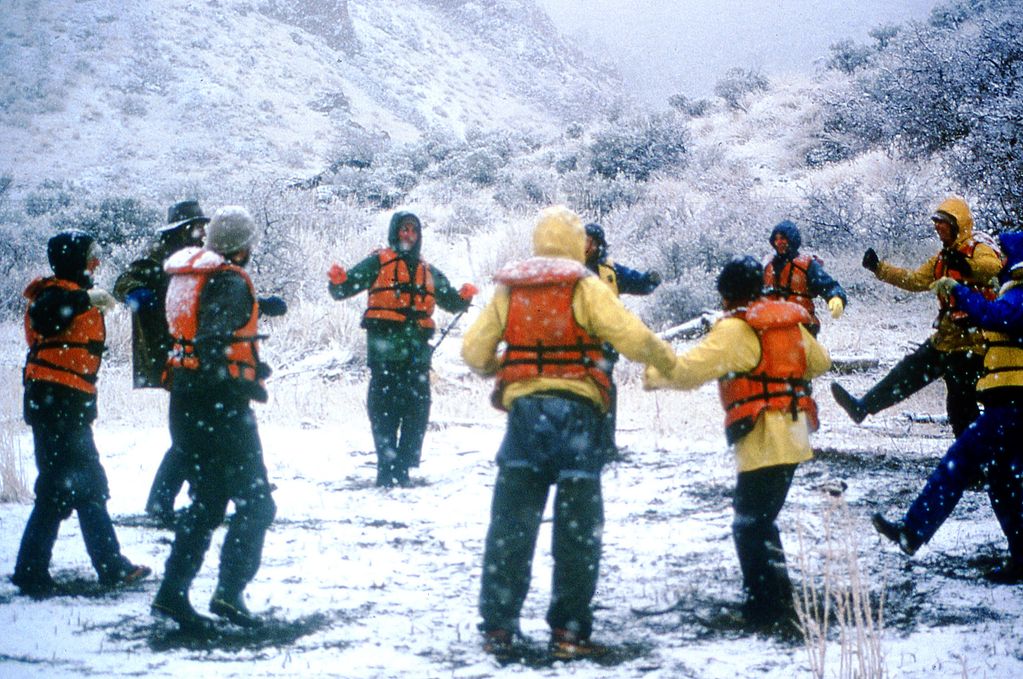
[769,219,802,255]
[932,196,974,244]
[584,222,608,264]
[47,230,97,288]
[388,211,422,260]
[534,206,586,263]
[998,232,1023,284]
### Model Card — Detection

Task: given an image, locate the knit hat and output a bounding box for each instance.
[206,206,258,255]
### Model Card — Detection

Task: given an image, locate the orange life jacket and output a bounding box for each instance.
[764,254,818,327]
[163,248,262,388]
[933,233,1003,323]
[491,257,611,411]
[718,298,818,444]
[363,248,436,330]
[23,277,105,394]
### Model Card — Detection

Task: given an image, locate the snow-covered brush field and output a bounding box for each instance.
[1,296,1022,679]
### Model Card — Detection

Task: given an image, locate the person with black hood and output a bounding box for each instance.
[327,211,477,487]
[831,197,1003,437]
[13,230,151,596]
[763,219,847,336]
[151,206,280,632]
[584,222,662,454]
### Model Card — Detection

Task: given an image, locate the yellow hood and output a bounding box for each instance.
[532,206,586,263]
[935,196,974,244]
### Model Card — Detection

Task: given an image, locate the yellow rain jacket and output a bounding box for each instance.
[462,207,677,412]
[645,312,831,472]
[874,197,1003,352]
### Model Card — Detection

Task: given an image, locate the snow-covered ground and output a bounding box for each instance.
[2,297,1023,678]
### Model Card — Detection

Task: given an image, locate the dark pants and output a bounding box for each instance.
[601,348,619,455]
[157,390,276,604]
[861,339,982,436]
[732,464,797,621]
[367,362,431,487]
[15,424,133,585]
[902,402,1023,563]
[145,444,187,517]
[480,394,605,638]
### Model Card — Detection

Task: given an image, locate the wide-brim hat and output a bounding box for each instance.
[160,200,210,233]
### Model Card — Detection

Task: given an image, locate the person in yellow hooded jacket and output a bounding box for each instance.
[461,206,677,661]
[831,197,1003,436]
[644,255,831,629]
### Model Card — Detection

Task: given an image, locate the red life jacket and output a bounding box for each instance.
[492,257,611,411]
[934,233,1003,323]
[163,248,262,388]
[763,254,819,328]
[363,248,436,330]
[718,298,818,444]
[23,277,105,394]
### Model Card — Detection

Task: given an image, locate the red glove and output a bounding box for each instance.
[458,283,478,301]
[328,263,347,285]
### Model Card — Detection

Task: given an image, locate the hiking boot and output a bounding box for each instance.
[482,628,516,660]
[210,590,263,628]
[983,561,1023,584]
[101,564,152,588]
[831,382,868,424]
[11,571,57,597]
[549,628,608,661]
[152,589,217,634]
[871,513,919,556]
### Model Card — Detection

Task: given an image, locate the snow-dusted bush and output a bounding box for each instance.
[492,165,557,211]
[825,39,876,75]
[668,93,713,118]
[797,170,936,254]
[0,216,48,318]
[820,0,1023,229]
[825,26,899,75]
[52,196,159,248]
[561,170,645,218]
[24,179,76,217]
[588,113,689,181]
[714,67,770,112]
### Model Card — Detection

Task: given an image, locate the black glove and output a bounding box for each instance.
[941,249,972,277]
[647,270,663,287]
[258,295,288,317]
[862,248,879,273]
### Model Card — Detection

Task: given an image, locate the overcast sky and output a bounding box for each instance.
[536,0,943,107]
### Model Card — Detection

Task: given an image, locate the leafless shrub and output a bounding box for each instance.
[794,488,887,679]
[0,368,30,503]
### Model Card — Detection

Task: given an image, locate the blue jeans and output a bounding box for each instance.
[903,402,1023,563]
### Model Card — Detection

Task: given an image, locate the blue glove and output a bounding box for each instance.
[125,287,158,312]
[258,295,288,317]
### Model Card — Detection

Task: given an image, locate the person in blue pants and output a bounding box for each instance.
[873,232,1023,583]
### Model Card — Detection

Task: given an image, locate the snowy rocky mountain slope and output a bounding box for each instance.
[0,0,621,197]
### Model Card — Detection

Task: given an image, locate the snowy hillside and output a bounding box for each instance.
[0,0,621,197]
